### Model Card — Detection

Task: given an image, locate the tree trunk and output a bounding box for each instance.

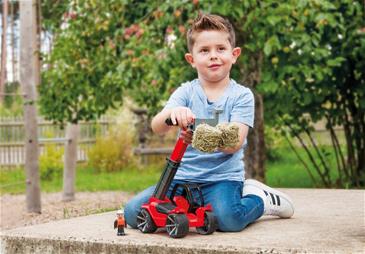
[19,0,41,213]
[62,123,80,201]
[240,52,266,182]
[10,0,17,82]
[0,0,8,102]
[244,92,266,182]
[35,0,41,87]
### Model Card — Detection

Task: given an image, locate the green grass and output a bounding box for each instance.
[1,145,345,194]
[266,147,318,188]
[0,164,162,195]
[266,146,340,188]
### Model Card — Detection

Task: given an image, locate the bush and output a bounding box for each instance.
[39,144,64,181]
[87,115,137,173]
[265,127,285,162]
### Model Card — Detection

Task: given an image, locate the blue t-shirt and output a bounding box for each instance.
[164,79,255,183]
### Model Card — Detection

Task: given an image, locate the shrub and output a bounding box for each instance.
[265,127,285,162]
[87,111,137,173]
[39,144,64,181]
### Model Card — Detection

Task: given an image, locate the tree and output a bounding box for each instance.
[1,0,9,102]
[10,0,17,82]
[247,0,365,187]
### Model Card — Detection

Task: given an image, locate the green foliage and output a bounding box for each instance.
[265,127,285,161]
[41,0,71,33]
[87,121,137,173]
[254,1,364,126]
[239,0,365,187]
[39,144,64,181]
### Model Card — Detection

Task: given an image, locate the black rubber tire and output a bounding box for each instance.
[196,212,217,235]
[136,208,157,233]
[166,214,189,238]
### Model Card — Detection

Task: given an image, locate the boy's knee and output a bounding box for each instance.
[214,207,248,232]
[124,201,139,229]
[123,185,155,229]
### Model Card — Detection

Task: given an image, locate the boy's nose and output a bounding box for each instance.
[210,51,218,60]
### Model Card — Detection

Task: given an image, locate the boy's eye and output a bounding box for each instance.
[200,48,209,53]
[218,47,226,51]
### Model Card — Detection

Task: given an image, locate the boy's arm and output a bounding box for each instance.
[218,122,249,154]
[151,108,173,134]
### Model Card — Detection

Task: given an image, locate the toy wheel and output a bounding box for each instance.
[136,208,157,233]
[166,214,189,238]
[196,212,217,235]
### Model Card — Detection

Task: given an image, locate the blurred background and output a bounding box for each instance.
[0,0,364,199]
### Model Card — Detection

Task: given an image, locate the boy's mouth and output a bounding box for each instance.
[208,64,221,69]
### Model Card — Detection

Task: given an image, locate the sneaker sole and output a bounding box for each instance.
[244,179,295,217]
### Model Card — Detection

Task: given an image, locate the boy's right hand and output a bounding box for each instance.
[170,107,196,129]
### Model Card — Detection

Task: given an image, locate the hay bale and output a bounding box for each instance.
[192,123,240,153]
[192,124,222,153]
[217,123,240,148]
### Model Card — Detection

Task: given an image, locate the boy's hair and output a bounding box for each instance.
[187,13,236,52]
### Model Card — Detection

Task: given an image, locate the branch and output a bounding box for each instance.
[356,111,365,179]
[304,128,332,185]
[284,132,318,187]
[343,109,356,181]
[286,123,330,187]
[326,114,347,185]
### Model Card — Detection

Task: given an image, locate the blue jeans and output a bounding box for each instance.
[124,180,264,232]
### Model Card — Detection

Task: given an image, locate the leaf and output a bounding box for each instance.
[264,36,281,56]
[261,80,279,93]
[267,16,281,26]
[264,40,273,56]
[327,57,346,67]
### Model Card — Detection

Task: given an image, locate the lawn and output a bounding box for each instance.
[0,164,161,195]
[0,145,342,195]
[265,146,339,188]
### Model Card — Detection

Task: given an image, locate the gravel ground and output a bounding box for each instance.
[0,191,133,231]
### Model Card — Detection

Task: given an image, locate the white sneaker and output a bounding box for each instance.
[242,179,294,218]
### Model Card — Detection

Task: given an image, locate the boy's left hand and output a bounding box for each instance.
[180,129,193,144]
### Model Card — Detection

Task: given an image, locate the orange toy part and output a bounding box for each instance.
[117,217,125,227]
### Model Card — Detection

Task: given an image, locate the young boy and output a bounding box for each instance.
[124,13,294,232]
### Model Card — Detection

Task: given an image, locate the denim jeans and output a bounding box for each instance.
[124,180,264,232]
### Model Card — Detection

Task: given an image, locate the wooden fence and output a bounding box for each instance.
[0,116,114,167]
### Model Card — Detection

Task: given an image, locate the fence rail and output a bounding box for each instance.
[0,116,114,167]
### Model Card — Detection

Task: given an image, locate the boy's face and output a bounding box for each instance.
[185,30,241,85]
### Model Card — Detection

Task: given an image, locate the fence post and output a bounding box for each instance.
[62,123,79,201]
[132,108,149,164]
[20,0,41,213]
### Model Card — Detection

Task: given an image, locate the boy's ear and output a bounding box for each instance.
[185,53,195,68]
[231,47,241,64]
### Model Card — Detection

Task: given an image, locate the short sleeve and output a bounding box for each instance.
[230,88,255,128]
[164,83,190,109]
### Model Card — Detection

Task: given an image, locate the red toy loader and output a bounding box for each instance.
[136,111,222,238]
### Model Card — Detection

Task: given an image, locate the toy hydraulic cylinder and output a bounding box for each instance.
[152,138,188,200]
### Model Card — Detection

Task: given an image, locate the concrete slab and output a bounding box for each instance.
[1,189,364,254]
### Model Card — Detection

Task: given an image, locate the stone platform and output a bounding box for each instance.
[1,189,364,253]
